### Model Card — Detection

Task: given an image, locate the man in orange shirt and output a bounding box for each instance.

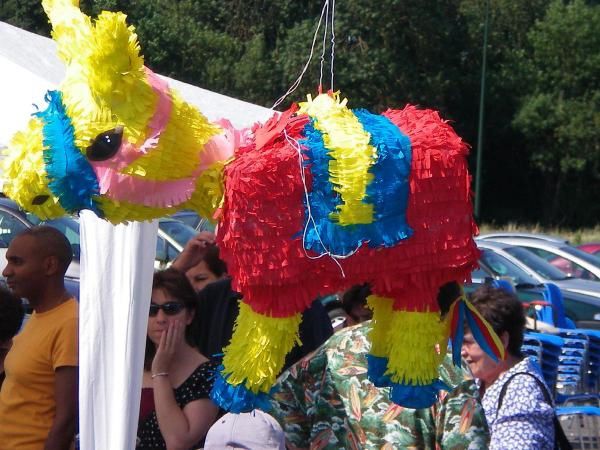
[0,226,78,450]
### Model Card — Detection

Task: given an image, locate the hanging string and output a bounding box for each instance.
[271,1,330,110]
[318,0,330,92]
[330,0,336,90]
[272,0,350,276]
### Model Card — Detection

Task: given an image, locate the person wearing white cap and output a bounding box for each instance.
[204,409,285,450]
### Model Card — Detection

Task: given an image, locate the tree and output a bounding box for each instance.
[512,0,600,223]
[458,0,552,223]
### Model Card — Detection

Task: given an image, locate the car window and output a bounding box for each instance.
[524,246,599,281]
[471,266,490,282]
[550,257,598,281]
[0,211,28,247]
[156,236,167,261]
[158,221,196,247]
[560,245,600,267]
[503,246,570,281]
[174,212,201,230]
[479,249,539,285]
[562,298,600,322]
[166,243,179,262]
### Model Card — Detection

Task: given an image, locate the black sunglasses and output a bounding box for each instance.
[149,301,185,317]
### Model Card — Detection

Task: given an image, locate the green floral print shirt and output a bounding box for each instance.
[270,322,489,449]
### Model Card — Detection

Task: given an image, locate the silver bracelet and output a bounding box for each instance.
[151,372,169,379]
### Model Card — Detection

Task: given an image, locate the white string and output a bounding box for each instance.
[271,1,329,110]
[284,129,362,278]
[330,0,336,90]
[319,0,330,90]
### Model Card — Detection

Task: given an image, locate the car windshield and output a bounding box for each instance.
[479,249,540,286]
[158,220,196,247]
[560,245,600,267]
[503,246,570,281]
[173,211,201,230]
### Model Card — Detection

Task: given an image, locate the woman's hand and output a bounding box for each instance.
[171,231,216,273]
[151,321,184,376]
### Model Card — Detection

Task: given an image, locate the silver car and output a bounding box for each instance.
[479,233,600,282]
[476,239,600,299]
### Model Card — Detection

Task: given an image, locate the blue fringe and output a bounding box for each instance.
[299,112,412,255]
[366,354,392,387]
[354,109,413,247]
[451,300,466,366]
[35,91,101,216]
[389,378,451,409]
[367,353,451,408]
[210,367,273,413]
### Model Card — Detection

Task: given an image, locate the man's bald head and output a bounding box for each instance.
[18,226,73,275]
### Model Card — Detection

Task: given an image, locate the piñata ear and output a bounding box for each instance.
[87,10,145,100]
[42,0,94,65]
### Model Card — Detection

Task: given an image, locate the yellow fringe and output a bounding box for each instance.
[1,118,67,219]
[121,91,220,180]
[386,310,446,385]
[366,295,395,358]
[221,303,302,393]
[183,161,225,221]
[299,93,375,225]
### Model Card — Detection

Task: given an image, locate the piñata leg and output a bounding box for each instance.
[368,288,450,409]
[211,302,302,413]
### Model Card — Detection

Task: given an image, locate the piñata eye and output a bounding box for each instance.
[86,126,123,161]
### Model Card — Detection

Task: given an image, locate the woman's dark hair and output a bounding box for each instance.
[341,283,371,317]
[0,286,24,342]
[437,281,462,318]
[202,245,227,277]
[144,268,200,370]
[468,285,525,358]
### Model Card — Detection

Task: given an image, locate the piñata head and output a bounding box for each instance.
[1,0,240,223]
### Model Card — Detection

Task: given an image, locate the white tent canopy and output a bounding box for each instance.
[0,20,274,148]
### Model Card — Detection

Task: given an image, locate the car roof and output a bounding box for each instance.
[478,232,569,245]
[475,238,511,250]
[0,196,25,213]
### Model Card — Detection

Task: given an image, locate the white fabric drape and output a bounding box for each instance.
[78,211,158,450]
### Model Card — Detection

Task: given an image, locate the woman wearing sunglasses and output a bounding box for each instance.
[137,269,219,449]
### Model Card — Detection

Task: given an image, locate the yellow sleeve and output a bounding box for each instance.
[52,316,79,369]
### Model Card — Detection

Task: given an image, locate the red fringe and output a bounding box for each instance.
[217,104,479,317]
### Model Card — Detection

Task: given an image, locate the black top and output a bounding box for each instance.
[136,359,218,450]
[192,278,333,371]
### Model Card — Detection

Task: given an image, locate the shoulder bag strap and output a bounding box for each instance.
[496,371,572,450]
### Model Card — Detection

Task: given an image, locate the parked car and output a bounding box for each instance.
[472,246,600,328]
[170,210,215,233]
[475,239,600,299]
[578,243,600,257]
[479,233,600,281]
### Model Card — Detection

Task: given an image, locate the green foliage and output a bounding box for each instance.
[513,0,600,173]
[512,0,600,222]
[0,0,50,35]
[1,0,598,226]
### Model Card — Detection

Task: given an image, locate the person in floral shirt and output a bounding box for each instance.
[270,321,489,449]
